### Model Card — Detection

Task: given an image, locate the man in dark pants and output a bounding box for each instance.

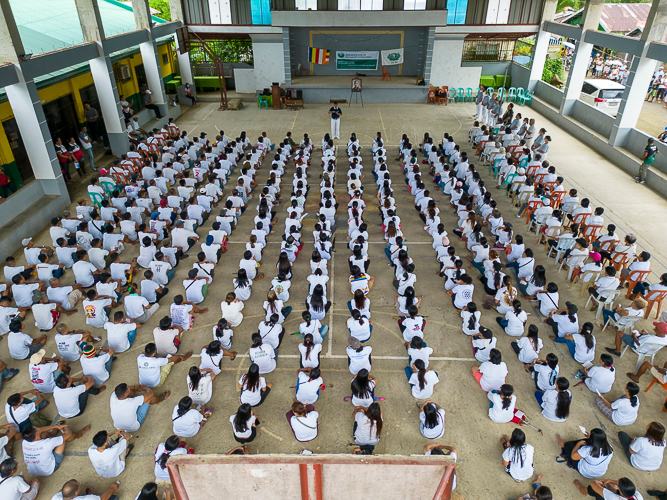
[53,373,106,418]
[142,90,162,119]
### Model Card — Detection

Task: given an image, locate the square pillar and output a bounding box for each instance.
[75,0,129,155]
[527,0,559,92]
[133,0,168,115]
[609,0,667,146]
[169,0,195,91]
[0,0,68,198]
[559,0,605,116]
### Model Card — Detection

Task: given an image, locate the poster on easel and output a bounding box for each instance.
[336,51,378,71]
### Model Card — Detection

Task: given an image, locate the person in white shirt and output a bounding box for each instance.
[88,429,132,478]
[7,319,47,361]
[54,372,104,418]
[28,349,68,394]
[10,274,43,309]
[0,457,39,500]
[487,384,517,424]
[124,292,159,324]
[536,376,571,422]
[110,382,168,432]
[137,342,192,388]
[580,354,616,394]
[54,323,96,362]
[407,359,439,399]
[79,343,115,385]
[587,265,620,309]
[500,428,535,482]
[295,366,323,404]
[353,403,383,450]
[472,348,507,392]
[496,299,528,337]
[419,400,445,439]
[21,423,90,476]
[286,401,319,442]
[617,421,666,473]
[607,319,667,357]
[573,476,643,500]
[556,428,614,479]
[172,396,209,438]
[595,382,640,426]
[5,390,48,432]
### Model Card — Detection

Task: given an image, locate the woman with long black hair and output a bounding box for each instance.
[171,396,209,437]
[299,310,329,344]
[154,435,189,481]
[353,402,383,452]
[137,482,160,500]
[239,363,271,407]
[233,268,252,301]
[347,368,377,407]
[595,381,640,426]
[298,334,322,369]
[488,383,517,424]
[501,428,535,482]
[556,428,613,478]
[276,251,293,279]
[230,403,258,443]
[406,358,439,399]
[306,284,330,321]
[537,376,571,422]
[187,366,215,405]
[419,400,445,439]
[481,261,505,296]
[347,288,371,318]
[395,286,421,317]
[556,321,596,364]
[263,289,292,324]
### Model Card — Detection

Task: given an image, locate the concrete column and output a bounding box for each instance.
[559,0,604,115]
[0,0,68,198]
[169,0,195,92]
[527,0,558,92]
[74,0,129,156]
[133,0,168,115]
[609,0,667,146]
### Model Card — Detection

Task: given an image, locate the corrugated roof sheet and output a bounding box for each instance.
[9,0,166,56]
[599,3,650,33]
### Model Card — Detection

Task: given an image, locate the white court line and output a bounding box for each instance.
[327,248,335,357]
[193,354,474,361]
[226,241,436,245]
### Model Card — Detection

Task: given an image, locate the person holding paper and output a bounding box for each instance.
[328,102,342,140]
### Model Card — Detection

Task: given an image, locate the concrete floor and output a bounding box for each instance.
[2,101,667,500]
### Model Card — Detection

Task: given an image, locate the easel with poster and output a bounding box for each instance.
[349,78,363,107]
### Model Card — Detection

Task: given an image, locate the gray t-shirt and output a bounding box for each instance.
[85,107,98,122]
[142,94,151,105]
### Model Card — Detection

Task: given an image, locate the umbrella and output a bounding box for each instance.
[562,41,575,49]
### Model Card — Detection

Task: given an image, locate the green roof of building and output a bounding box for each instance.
[9,0,166,56]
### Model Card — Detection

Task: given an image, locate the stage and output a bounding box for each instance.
[288,75,429,104]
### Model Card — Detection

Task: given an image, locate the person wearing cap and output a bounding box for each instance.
[606,320,667,358]
[142,89,162,118]
[571,251,603,283]
[5,389,49,432]
[28,350,69,394]
[7,319,47,361]
[54,323,97,362]
[21,422,91,477]
[600,298,646,334]
[79,343,116,386]
[0,456,40,500]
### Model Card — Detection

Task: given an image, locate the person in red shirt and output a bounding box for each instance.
[0,166,16,198]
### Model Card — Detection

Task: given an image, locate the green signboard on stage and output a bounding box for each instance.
[336,51,379,71]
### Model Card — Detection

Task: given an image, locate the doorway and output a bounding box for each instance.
[43,94,79,145]
[2,118,32,186]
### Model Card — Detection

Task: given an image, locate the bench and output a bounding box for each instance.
[285,98,304,109]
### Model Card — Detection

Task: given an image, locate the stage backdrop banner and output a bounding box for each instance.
[381,48,404,66]
[336,51,379,71]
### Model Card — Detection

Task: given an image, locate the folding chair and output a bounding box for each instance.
[550,190,565,209]
[524,200,542,224]
[538,225,560,245]
[564,212,590,229]
[89,192,104,209]
[582,224,603,245]
[491,158,504,178]
[551,238,576,265]
[100,181,116,198]
[427,88,437,104]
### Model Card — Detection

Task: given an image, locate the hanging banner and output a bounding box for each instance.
[381,48,404,66]
[336,51,379,71]
[308,47,330,65]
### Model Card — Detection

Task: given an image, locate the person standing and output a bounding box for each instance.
[83,103,101,145]
[329,102,342,140]
[636,137,658,184]
[475,86,485,119]
[79,126,97,172]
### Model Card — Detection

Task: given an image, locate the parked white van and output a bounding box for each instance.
[580,79,625,116]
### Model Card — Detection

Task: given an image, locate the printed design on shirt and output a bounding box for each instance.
[85,304,97,319]
[30,366,45,384]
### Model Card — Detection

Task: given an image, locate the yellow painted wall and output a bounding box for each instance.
[0,42,176,166]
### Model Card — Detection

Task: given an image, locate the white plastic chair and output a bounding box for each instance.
[576,270,602,298]
[532,213,551,239]
[553,238,577,270]
[585,289,622,319]
[539,225,560,245]
[603,315,642,334]
[621,343,665,374]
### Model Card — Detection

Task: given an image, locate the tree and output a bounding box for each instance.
[149,0,172,21]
